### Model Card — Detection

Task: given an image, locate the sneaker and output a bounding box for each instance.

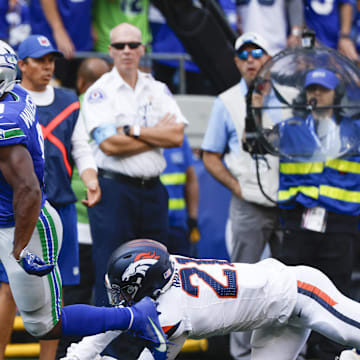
[128,296,168,360]
[337,349,360,360]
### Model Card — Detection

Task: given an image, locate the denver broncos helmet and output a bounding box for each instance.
[105,239,174,306]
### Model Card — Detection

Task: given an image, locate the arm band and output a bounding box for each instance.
[92,124,117,145]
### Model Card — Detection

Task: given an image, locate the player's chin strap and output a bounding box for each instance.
[153,258,177,299]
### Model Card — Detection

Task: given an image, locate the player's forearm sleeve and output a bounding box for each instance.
[61,305,131,336]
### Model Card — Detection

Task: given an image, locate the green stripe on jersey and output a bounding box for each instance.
[0,128,25,140]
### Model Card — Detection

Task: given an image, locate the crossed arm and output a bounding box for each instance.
[99,114,185,157]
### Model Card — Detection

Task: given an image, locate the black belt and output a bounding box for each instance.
[98,168,160,188]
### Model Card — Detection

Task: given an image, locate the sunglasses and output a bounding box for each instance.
[237,48,264,60]
[111,42,142,50]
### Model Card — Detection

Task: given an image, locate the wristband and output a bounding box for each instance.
[133,125,141,139]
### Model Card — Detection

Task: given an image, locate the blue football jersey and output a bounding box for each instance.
[0,84,46,227]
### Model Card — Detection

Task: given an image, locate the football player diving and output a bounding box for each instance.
[61,239,360,360]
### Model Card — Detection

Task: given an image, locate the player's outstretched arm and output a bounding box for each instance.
[57,297,168,359]
[60,297,170,360]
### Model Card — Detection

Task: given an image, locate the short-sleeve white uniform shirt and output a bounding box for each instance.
[82,68,188,178]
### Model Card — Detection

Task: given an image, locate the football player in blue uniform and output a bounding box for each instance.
[0,40,167,360]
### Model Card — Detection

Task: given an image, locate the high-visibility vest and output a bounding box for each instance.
[279,156,360,215]
[160,137,193,227]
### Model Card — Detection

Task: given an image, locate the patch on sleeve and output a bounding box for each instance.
[0,123,25,144]
[87,89,106,103]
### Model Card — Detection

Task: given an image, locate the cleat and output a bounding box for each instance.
[337,349,360,360]
[128,296,168,360]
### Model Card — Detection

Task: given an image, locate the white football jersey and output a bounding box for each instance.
[61,257,298,360]
[159,256,297,341]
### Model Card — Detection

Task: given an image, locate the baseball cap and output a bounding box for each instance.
[17,35,63,60]
[305,68,339,90]
[234,32,271,55]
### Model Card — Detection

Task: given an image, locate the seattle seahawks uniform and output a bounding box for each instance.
[0,84,63,337]
[61,254,360,360]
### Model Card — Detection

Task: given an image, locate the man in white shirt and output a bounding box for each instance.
[82,22,187,359]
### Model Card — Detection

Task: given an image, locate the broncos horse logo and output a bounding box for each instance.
[122,251,160,282]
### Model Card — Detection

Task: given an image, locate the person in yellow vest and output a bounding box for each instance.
[160,135,199,256]
[276,67,360,359]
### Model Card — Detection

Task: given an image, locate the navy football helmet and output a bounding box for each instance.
[105,239,174,306]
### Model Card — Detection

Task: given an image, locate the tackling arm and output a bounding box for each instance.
[0,145,42,260]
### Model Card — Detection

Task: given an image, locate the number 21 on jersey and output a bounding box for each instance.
[175,257,238,298]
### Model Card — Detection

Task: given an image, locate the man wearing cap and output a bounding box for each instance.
[277,67,360,360]
[0,34,101,360]
[201,32,281,360]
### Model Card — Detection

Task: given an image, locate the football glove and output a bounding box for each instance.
[128,297,168,360]
[17,249,54,276]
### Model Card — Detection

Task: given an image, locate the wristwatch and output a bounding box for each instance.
[123,125,131,136]
[133,124,141,139]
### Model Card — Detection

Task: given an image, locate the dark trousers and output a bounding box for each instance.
[166,225,192,257]
[88,175,169,360]
[277,211,355,360]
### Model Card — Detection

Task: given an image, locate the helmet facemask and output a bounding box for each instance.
[0,41,18,98]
